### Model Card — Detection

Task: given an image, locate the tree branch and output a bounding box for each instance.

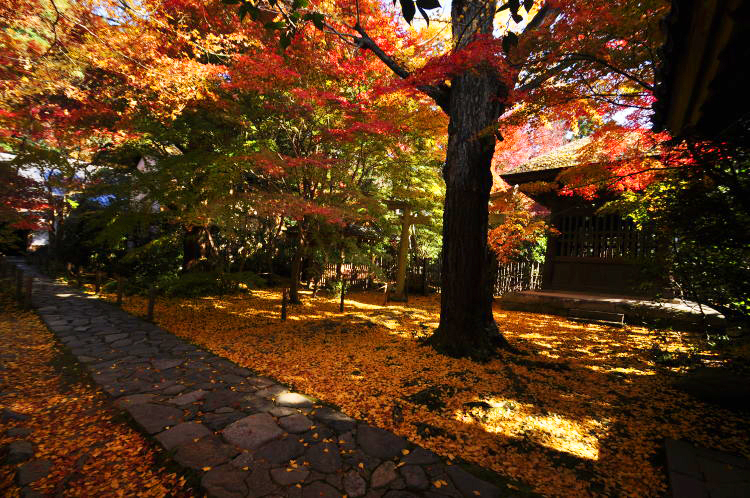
[565,53,654,91]
[352,23,410,78]
[352,23,450,112]
[522,2,560,35]
[561,164,680,192]
[518,51,655,95]
[322,21,361,44]
[516,58,576,92]
[238,4,452,112]
[41,0,62,56]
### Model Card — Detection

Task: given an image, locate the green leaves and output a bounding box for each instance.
[231,0,440,45]
[231,0,325,50]
[394,0,441,25]
[502,32,518,54]
[263,21,286,30]
[303,12,326,30]
[500,0,531,23]
[237,2,260,22]
[398,0,416,24]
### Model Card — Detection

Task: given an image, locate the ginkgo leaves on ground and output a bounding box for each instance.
[99,287,750,497]
[0,294,194,497]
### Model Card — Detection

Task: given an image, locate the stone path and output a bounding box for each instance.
[8,260,507,498]
[665,439,750,498]
[498,290,725,330]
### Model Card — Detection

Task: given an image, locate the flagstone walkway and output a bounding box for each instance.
[7,260,506,498]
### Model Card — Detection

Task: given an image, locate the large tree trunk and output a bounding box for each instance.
[392,207,412,301]
[428,0,513,360]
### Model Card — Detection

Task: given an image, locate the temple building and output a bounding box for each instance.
[500,138,663,296]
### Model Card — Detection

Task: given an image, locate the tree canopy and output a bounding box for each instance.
[3,0,744,348]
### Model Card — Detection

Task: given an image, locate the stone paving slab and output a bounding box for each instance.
[10,260,508,498]
[665,439,750,498]
[497,290,725,330]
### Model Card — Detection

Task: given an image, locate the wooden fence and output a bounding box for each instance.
[320,264,375,288]
[319,259,542,296]
[493,261,542,295]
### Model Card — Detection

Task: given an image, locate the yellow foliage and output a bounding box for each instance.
[97,288,749,497]
[0,294,194,497]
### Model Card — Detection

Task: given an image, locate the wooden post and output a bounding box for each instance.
[339,278,347,312]
[404,275,408,303]
[383,282,390,306]
[147,285,156,322]
[116,276,124,306]
[281,288,288,321]
[95,271,102,294]
[24,276,32,309]
[16,269,23,302]
[76,266,82,289]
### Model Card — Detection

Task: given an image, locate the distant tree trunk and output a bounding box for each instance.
[289,230,305,304]
[49,196,66,260]
[334,245,344,282]
[392,207,412,301]
[204,225,221,271]
[428,0,514,360]
[265,216,285,273]
[182,225,206,271]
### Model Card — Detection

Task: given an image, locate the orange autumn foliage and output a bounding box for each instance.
[487,188,552,264]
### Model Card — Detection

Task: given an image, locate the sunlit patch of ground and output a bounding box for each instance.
[100,287,750,497]
[0,293,194,497]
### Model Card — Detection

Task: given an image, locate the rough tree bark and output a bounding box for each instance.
[426,0,514,359]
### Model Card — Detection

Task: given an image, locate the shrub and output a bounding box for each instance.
[162,272,224,297]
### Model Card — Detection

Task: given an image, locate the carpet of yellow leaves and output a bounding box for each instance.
[0,294,195,497]
[103,288,749,497]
